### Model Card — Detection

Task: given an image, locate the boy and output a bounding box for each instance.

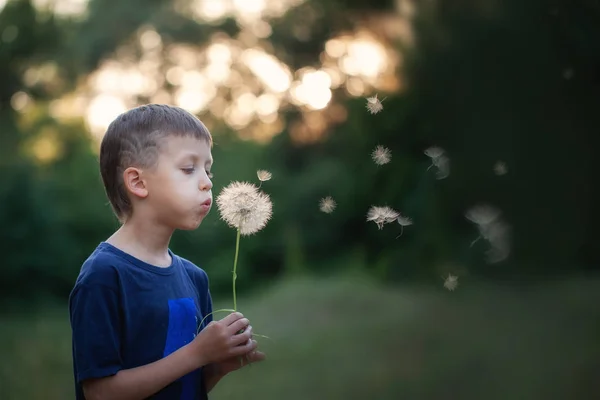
[68,104,264,400]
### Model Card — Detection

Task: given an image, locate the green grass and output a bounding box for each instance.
[1,274,599,399]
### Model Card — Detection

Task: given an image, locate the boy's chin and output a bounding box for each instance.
[176,217,205,231]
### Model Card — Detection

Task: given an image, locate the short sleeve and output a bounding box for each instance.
[204,287,213,326]
[69,284,123,382]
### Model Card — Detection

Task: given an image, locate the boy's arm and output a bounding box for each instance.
[83,343,205,400]
[203,363,226,394]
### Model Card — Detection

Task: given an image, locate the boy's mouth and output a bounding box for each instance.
[200,199,212,208]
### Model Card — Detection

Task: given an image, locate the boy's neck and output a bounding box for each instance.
[106,217,174,268]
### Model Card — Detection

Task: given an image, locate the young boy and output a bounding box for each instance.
[68,104,264,400]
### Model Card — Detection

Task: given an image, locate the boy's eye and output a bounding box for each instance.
[206,171,214,179]
[182,167,195,174]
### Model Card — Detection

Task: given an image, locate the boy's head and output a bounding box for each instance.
[100,104,214,228]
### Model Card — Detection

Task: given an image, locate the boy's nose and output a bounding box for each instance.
[200,179,212,191]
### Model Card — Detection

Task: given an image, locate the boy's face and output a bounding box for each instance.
[143,135,213,230]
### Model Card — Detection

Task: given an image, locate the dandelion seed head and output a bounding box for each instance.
[216,181,273,236]
[319,196,337,214]
[444,274,459,291]
[257,170,272,182]
[493,161,507,176]
[372,145,391,166]
[367,206,399,230]
[366,94,384,114]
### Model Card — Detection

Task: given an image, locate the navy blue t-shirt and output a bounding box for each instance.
[68,242,214,400]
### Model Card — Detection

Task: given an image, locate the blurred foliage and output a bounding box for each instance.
[0,0,599,305]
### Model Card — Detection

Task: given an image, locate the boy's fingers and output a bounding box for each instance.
[221,312,244,326]
[250,349,266,362]
[231,325,253,346]
[232,338,258,357]
[228,318,250,335]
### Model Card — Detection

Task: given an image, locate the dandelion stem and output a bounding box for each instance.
[196,308,236,334]
[233,227,241,312]
[395,225,404,239]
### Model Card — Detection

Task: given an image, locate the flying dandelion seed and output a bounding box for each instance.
[424,146,449,179]
[465,204,511,263]
[319,196,337,214]
[395,214,413,238]
[563,68,574,80]
[367,206,399,230]
[424,146,445,161]
[493,161,507,176]
[482,220,511,264]
[435,155,450,180]
[372,145,391,166]
[443,274,459,291]
[256,170,272,188]
[465,204,501,227]
[257,170,272,182]
[216,181,273,236]
[366,94,385,114]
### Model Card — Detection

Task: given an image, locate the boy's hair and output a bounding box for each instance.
[99,104,212,222]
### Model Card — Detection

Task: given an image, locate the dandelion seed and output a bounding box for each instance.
[435,155,450,180]
[216,181,273,236]
[395,214,413,238]
[493,161,507,176]
[257,170,272,182]
[465,204,511,263]
[366,94,385,114]
[367,206,399,230]
[563,68,574,80]
[372,145,391,166]
[465,204,501,227]
[482,220,511,264]
[424,146,445,160]
[443,274,459,291]
[319,196,337,214]
[425,146,449,178]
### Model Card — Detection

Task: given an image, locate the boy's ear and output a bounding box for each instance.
[123,167,148,199]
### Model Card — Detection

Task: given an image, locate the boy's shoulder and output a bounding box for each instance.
[73,242,125,290]
[175,253,210,285]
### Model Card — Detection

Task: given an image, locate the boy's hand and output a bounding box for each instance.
[215,346,266,376]
[190,312,256,367]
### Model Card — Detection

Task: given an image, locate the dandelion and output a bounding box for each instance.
[443,274,459,291]
[216,181,272,312]
[372,145,391,166]
[493,161,507,176]
[366,94,385,114]
[319,196,336,214]
[395,214,413,238]
[367,206,399,230]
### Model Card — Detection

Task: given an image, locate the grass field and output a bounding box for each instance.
[1,274,599,399]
